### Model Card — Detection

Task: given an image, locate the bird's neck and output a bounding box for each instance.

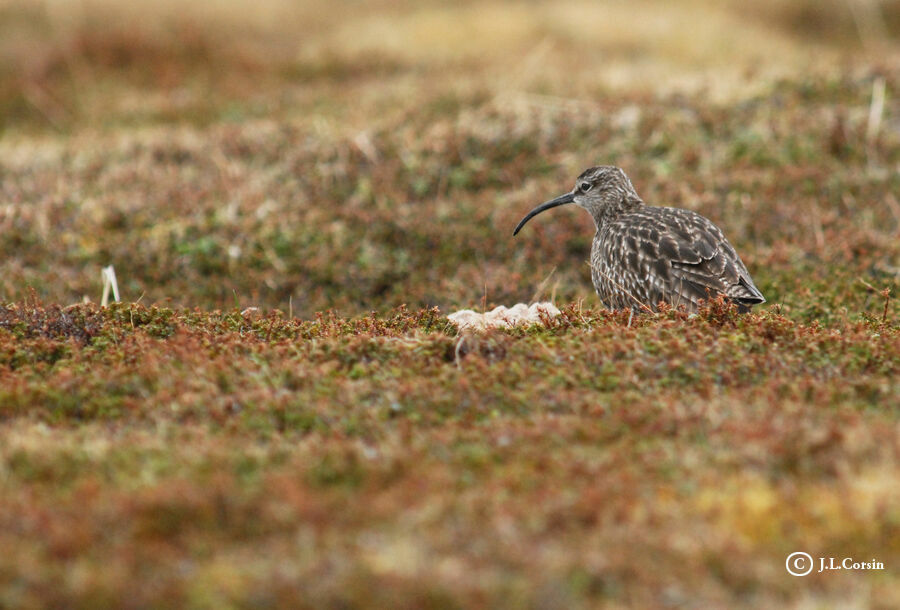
[593,192,644,228]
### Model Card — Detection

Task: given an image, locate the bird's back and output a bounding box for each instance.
[590,206,764,312]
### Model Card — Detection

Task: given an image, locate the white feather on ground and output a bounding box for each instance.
[447,302,561,330]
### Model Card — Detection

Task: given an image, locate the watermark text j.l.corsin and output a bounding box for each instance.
[786,552,885,576]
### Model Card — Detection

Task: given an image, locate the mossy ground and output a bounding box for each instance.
[1,1,900,607]
[1,299,898,608]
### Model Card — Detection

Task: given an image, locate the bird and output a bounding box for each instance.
[513,166,765,313]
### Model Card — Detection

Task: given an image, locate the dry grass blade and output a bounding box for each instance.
[101,266,120,306]
[866,76,887,144]
[588,261,656,314]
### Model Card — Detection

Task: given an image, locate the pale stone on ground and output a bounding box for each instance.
[447,302,561,330]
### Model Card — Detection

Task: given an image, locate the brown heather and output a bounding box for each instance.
[1,1,900,608]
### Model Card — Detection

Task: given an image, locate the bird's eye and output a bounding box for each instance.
[579,182,593,193]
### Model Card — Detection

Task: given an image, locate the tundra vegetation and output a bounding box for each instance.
[0,1,898,607]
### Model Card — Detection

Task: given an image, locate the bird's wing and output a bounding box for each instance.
[615,208,764,311]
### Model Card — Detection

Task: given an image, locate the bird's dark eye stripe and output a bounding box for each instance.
[580,182,592,193]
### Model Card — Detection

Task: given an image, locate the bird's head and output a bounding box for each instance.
[513,166,640,235]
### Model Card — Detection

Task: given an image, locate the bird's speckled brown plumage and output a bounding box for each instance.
[514,166,765,313]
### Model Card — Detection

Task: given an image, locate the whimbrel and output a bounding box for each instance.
[513,166,765,313]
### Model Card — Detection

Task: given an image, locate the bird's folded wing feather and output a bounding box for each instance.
[624,208,761,309]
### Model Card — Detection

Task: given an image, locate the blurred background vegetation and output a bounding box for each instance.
[1,0,898,132]
[0,0,898,318]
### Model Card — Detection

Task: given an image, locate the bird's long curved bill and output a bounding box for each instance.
[512,192,575,236]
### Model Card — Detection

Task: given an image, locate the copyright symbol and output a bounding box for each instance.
[786,552,814,576]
